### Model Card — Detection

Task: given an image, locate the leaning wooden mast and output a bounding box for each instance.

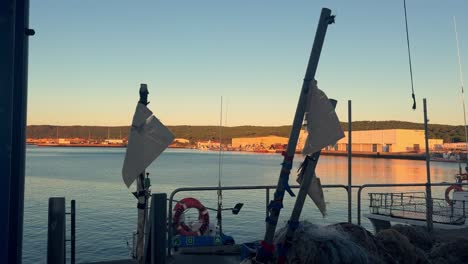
[256,7,335,261]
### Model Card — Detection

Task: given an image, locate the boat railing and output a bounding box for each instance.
[167,184,349,256]
[357,182,468,225]
[164,182,468,256]
[368,192,466,225]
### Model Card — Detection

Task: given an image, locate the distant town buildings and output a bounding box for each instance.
[104,139,124,144]
[442,142,468,151]
[196,140,221,150]
[230,129,444,154]
[58,138,70,144]
[332,129,443,153]
[174,138,190,144]
[232,135,287,151]
[26,128,450,154]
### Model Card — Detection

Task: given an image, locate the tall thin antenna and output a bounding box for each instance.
[454,16,468,162]
[221,99,228,171]
[217,96,223,233]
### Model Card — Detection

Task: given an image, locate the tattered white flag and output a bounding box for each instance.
[122,103,175,188]
[297,172,327,216]
[302,81,344,155]
[299,80,344,216]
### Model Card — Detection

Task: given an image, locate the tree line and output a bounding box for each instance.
[26,121,467,143]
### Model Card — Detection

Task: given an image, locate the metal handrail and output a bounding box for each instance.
[167,184,349,256]
[162,181,468,256]
[357,182,468,225]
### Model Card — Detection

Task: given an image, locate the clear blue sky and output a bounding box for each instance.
[28,0,468,126]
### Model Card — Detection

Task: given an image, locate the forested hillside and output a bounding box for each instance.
[27,121,466,143]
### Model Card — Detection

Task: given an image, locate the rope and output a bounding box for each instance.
[403,0,416,110]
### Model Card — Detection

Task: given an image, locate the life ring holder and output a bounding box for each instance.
[173,197,209,236]
[445,185,464,206]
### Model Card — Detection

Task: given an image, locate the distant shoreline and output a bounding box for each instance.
[29,143,434,161]
[33,143,126,148]
[26,121,468,144]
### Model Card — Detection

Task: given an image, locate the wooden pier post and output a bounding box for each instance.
[151,193,167,264]
[71,200,76,264]
[47,197,66,264]
[144,193,167,264]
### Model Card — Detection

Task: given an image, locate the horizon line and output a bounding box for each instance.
[26,120,467,128]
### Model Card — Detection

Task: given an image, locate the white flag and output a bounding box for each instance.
[302,81,344,155]
[297,172,326,216]
[122,103,175,188]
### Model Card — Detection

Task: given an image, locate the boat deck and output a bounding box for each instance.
[368,192,466,225]
[365,213,467,230]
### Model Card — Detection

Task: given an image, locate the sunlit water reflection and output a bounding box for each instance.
[23,146,459,263]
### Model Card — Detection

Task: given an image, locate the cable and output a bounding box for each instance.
[404,0,417,110]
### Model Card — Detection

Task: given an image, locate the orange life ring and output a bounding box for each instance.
[173,197,209,236]
[445,185,463,205]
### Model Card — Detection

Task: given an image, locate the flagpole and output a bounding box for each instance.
[136,84,149,263]
[256,8,334,261]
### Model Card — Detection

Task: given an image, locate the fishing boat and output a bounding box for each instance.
[431,152,463,163]
[365,183,468,231]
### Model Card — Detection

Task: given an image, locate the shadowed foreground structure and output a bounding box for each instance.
[240,222,468,264]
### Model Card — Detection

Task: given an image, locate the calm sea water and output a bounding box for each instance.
[23,146,459,263]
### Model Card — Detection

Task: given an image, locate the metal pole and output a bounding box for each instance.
[47,198,66,264]
[167,197,173,257]
[348,100,352,223]
[71,200,75,264]
[423,98,434,233]
[259,9,334,258]
[10,1,33,263]
[217,97,223,234]
[0,0,16,261]
[357,187,363,225]
[266,188,269,232]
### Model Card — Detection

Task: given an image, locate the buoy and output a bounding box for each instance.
[173,197,209,236]
[445,185,463,205]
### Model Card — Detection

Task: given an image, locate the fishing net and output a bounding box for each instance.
[272,221,370,264]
